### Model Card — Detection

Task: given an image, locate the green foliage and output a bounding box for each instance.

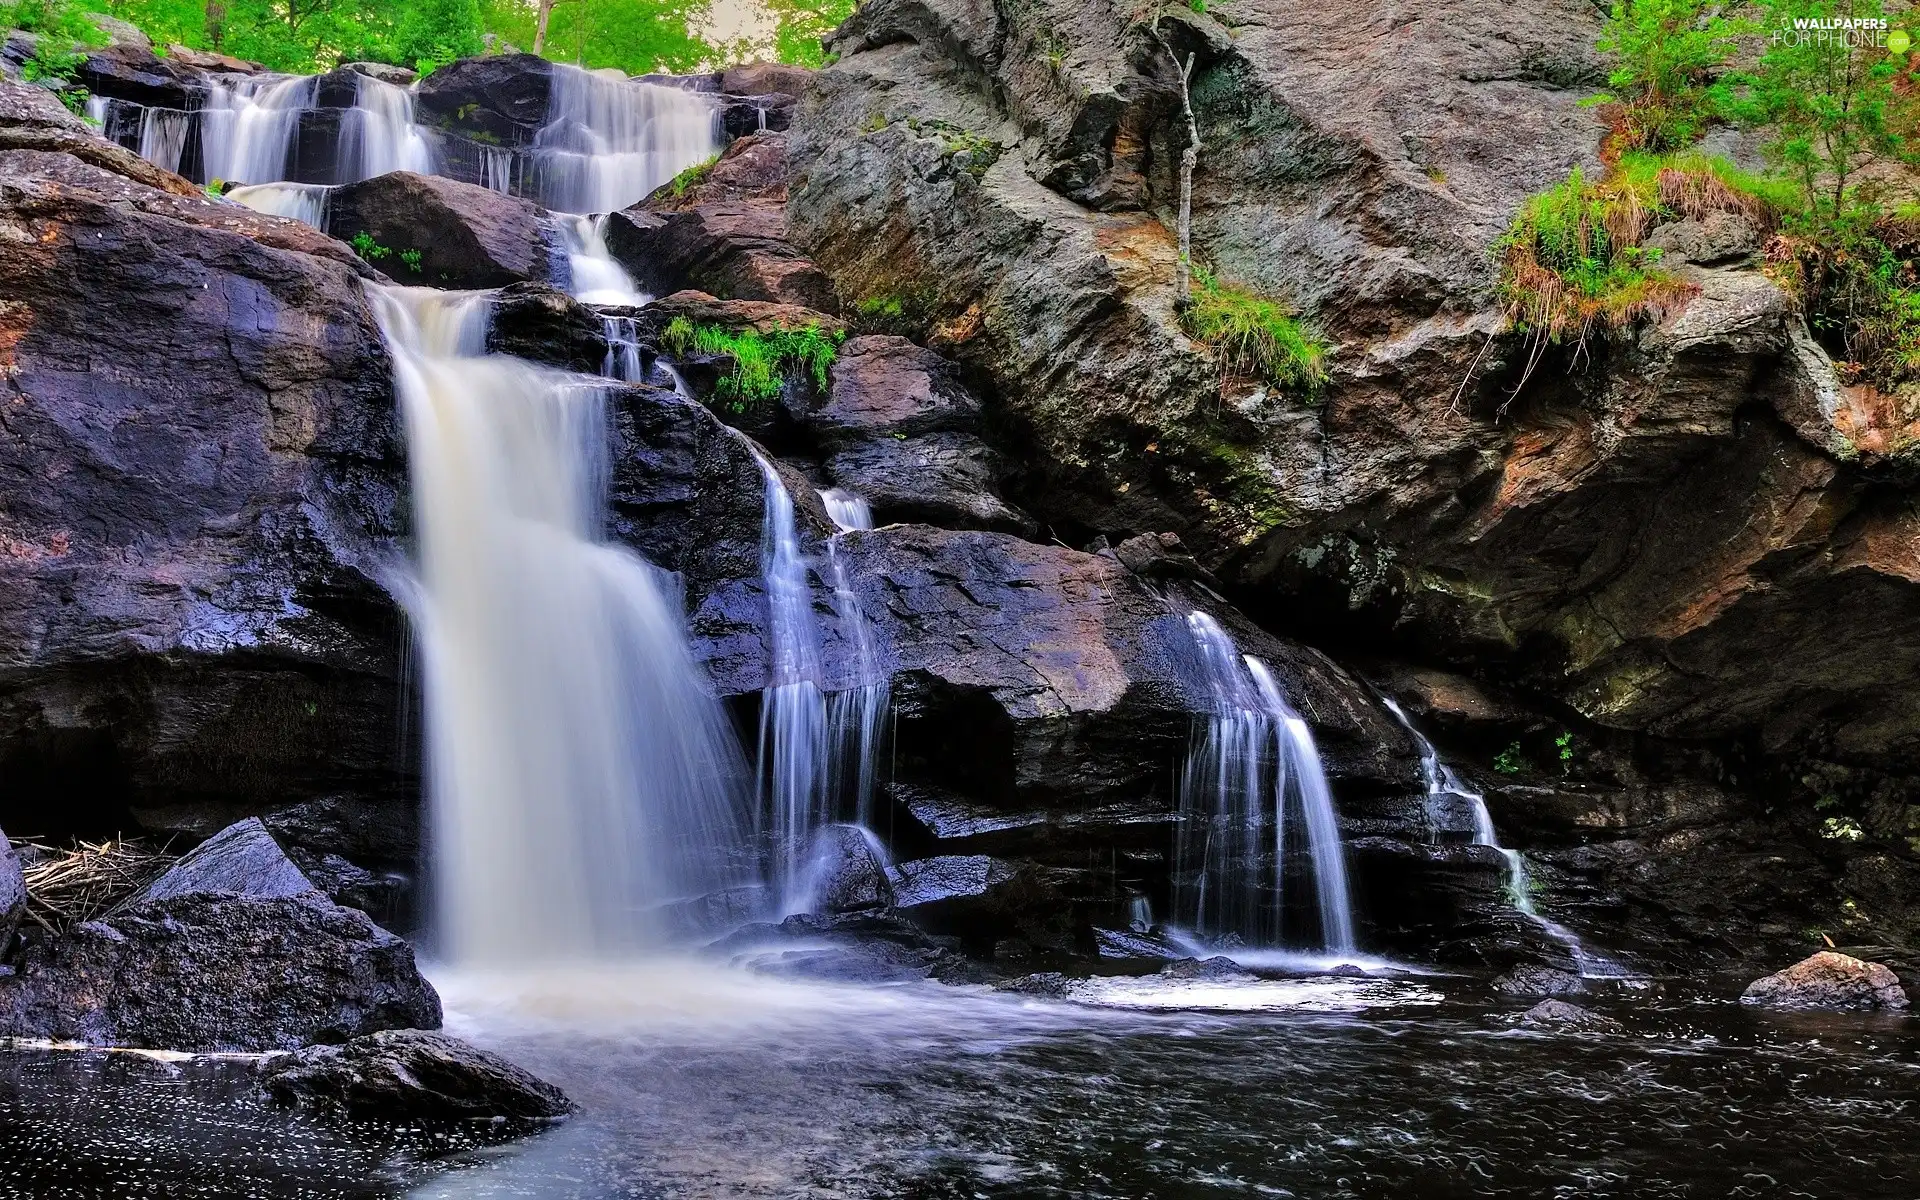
[1181,267,1327,392]
[761,0,853,69]
[349,229,391,260]
[399,247,424,272]
[1493,743,1529,775]
[1554,731,1576,773]
[1723,0,1909,230]
[393,0,481,72]
[1594,0,1739,152]
[661,317,845,411]
[666,153,718,197]
[478,0,712,74]
[1,0,102,43]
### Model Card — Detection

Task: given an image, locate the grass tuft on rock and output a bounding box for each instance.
[662,317,844,410]
[666,154,719,199]
[1181,268,1327,392]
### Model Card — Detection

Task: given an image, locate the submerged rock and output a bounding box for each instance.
[259,1030,572,1123]
[0,893,441,1051]
[1513,1000,1624,1033]
[1493,966,1587,998]
[130,817,316,906]
[1740,952,1911,1013]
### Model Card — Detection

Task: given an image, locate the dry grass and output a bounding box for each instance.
[16,837,176,932]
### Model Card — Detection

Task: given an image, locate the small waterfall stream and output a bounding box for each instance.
[1176,613,1355,954]
[1380,699,1619,976]
[371,285,753,964]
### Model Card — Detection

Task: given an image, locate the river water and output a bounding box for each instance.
[3,963,1918,1199]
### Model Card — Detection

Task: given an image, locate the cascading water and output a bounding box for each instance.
[1380,699,1619,976]
[197,74,315,186]
[819,490,888,831]
[557,213,646,307]
[1176,613,1355,954]
[226,181,332,226]
[343,73,431,179]
[528,66,722,213]
[370,284,754,964]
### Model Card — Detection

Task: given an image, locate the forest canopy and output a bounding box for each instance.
[0,0,853,73]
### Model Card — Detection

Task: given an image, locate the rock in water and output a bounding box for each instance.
[0,894,441,1051]
[1740,952,1911,1012]
[1513,1000,1624,1033]
[130,818,316,906]
[327,170,561,288]
[0,827,22,955]
[799,825,893,914]
[1492,966,1587,998]
[259,1030,573,1123]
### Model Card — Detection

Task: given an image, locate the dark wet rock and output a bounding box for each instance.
[132,817,316,905]
[0,893,441,1051]
[606,201,838,311]
[798,824,893,914]
[997,971,1072,996]
[718,93,797,139]
[652,884,773,941]
[1093,926,1178,960]
[1493,966,1587,998]
[414,53,554,146]
[826,431,1030,534]
[0,827,22,955]
[1740,952,1911,1013]
[0,77,199,196]
[0,124,407,873]
[1513,999,1623,1033]
[76,45,202,109]
[328,170,560,288]
[485,282,608,373]
[643,131,790,211]
[260,1029,572,1122]
[1165,956,1256,981]
[338,61,418,87]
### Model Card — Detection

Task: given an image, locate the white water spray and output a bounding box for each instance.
[529,66,722,213]
[371,285,753,964]
[557,213,646,306]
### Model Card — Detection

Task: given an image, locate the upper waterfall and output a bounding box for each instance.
[370,284,753,964]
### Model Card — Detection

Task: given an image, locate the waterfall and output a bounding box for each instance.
[821,488,874,533]
[227,181,332,227]
[753,466,891,910]
[557,213,646,307]
[370,284,753,965]
[343,73,431,179]
[1176,613,1355,954]
[138,106,193,174]
[1380,699,1618,976]
[197,74,315,185]
[528,66,722,214]
[601,315,645,382]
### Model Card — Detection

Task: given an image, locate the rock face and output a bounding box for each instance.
[1740,952,1911,1012]
[0,82,412,883]
[0,892,441,1050]
[131,817,316,907]
[0,826,22,955]
[259,1029,573,1122]
[784,0,1920,785]
[328,170,561,288]
[798,825,894,914]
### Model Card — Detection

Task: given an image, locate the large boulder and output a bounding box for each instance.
[0,92,411,875]
[0,76,199,196]
[784,0,1920,783]
[259,1029,573,1122]
[414,53,555,146]
[130,817,316,906]
[795,824,893,914]
[75,44,203,109]
[1740,952,1911,1013]
[327,170,561,288]
[0,892,441,1050]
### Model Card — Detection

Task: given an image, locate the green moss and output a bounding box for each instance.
[1181,267,1327,392]
[667,154,719,198]
[662,318,845,412]
[903,117,1001,178]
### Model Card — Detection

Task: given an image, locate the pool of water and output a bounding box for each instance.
[3,963,1918,1199]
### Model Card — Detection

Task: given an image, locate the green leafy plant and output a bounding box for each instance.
[1592,0,1740,153]
[1493,742,1530,775]
[661,318,845,412]
[1181,266,1328,392]
[1555,731,1576,773]
[399,247,424,272]
[349,229,392,261]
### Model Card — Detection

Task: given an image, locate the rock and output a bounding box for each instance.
[1493,966,1587,998]
[76,44,199,108]
[0,827,22,955]
[162,45,260,73]
[1093,926,1176,960]
[485,281,609,373]
[81,13,152,51]
[0,77,198,196]
[327,170,561,288]
[1513,999,1623,1033]
[720,62,813,99]
[259,1030,572,1122]
[796,824,894,914]
[0,125,408,867]
[718,93,797,139]
[1740,952,1911,1013]
[414,53,554,146]
[642,131,790,212]
[605,202,839,311]
[1165,955,1256,980]
[130,818,317,906]
[0,893,441,1051]
[1643,211,1760,266]
[339,61,418,87]
[997,971,1072,995]
[808,335,1028,530]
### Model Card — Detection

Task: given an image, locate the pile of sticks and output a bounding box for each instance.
[16,837,176,933]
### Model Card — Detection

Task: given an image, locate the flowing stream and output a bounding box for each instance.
[370,285,751,963]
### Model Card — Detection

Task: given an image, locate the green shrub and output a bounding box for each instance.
[1592,0,1739,153]
[1181,267,1327,392]
[349,230,392,261]
[661,318,845,411]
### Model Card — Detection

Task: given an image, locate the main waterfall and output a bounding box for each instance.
[370,285,753,964]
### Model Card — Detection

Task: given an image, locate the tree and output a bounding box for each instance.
[1595,0,1740,151]
[481,0,712,72]
[1727,0,1909,231]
